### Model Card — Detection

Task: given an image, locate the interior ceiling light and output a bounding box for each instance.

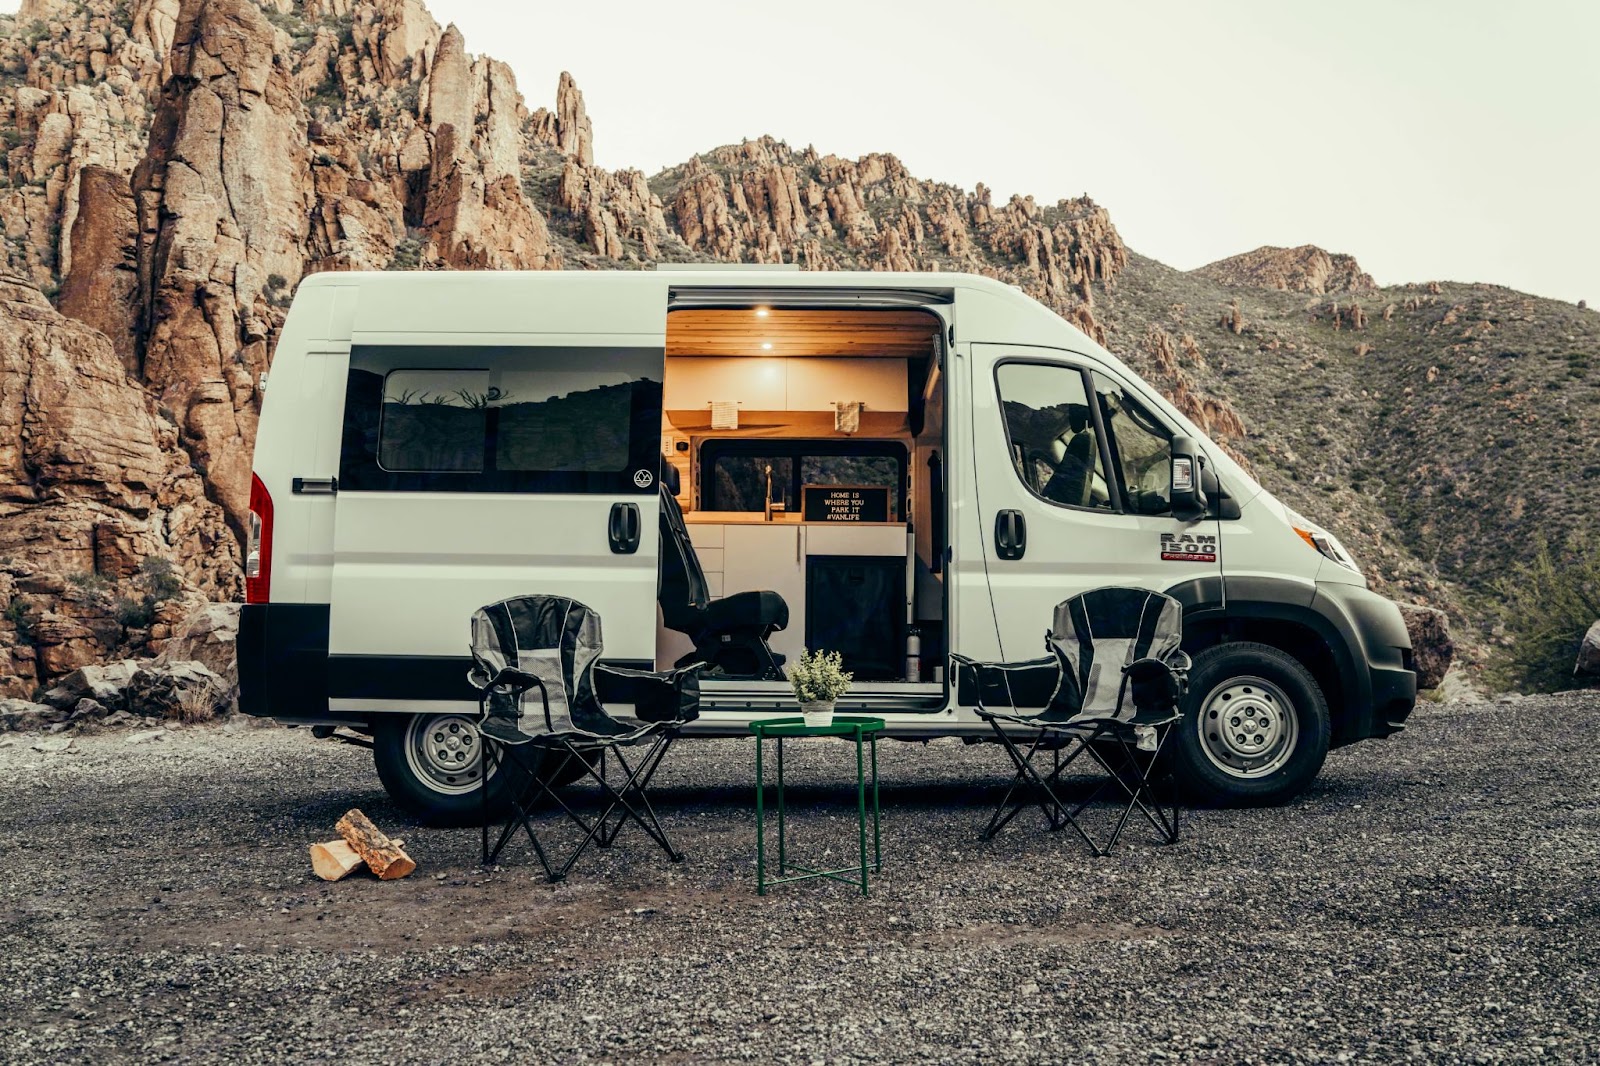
[755,308,770,317]
[761,342,773,350]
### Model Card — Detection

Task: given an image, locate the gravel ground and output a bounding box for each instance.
[1,694,1597,1065]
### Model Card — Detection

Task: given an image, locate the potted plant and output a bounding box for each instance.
[788,649,852,727]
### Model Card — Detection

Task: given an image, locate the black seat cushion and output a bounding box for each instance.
[700,590,788,632]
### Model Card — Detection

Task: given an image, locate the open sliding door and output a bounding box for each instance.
[328,272,668,711]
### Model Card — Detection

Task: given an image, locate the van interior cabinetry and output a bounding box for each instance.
[656,304,947,699]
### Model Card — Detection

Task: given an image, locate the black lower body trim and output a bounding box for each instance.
[238,603,331,719]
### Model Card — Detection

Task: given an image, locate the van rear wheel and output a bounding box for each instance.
[372,714,594,827]
[1168,642,1331,807]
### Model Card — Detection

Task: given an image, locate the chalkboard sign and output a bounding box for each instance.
[802,484,891,523]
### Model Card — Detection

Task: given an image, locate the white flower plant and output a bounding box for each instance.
[788,648,853,706]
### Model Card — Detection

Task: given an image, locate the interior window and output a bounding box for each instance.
[708,456,795,512]
[701,441,905,516]
[1094,373,1175,516]
[995,363,1111,510]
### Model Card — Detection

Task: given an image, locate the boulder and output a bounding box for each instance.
[125,659,230,722]
[155,602,240,702]
[39,660,142,710]
[0,698,61,733]
[1396,603,1453,691]
[1577,620,1600,678]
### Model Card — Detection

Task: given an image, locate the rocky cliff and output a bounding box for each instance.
[1192,244,1376,295]
[0,0,1594,694]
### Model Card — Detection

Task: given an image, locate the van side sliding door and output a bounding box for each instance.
[327,273,668,711]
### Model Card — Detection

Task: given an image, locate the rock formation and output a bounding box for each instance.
[1577,620,1600,679]
[653,137,1126,328]
[1193,244,1375,295]
[0,274,235,695]
[132,0,316,535]
[1396,603,1454,690]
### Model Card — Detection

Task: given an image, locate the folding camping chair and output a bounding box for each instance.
[469,595,702,881]
[952,586,1191,856]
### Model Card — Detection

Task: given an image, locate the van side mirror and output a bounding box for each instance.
[1170,436,1209,522]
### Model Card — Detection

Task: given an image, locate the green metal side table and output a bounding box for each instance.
[750,715,885,896]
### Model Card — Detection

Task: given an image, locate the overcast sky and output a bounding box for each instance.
[8,0,1595,303]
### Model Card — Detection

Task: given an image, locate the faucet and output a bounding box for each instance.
[763,464,774,522]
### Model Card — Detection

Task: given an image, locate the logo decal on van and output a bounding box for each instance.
[1160,532,1217,563]
[633,469,654,489]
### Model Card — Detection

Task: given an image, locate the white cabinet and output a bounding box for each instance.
[724,524,806,665]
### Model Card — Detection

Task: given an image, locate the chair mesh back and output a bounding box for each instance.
[1048,587,1185,721]
[469,595,610,736]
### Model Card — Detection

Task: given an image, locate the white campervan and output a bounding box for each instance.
[239,268,1417,824]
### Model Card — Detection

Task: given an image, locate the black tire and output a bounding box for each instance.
[371,714,596,827]
[1169,642,1331,807]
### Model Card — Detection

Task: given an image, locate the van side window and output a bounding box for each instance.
[341,345,663,494]
[380,370,489,472]
[994,363,1111,511]
[1093,372,1174,516]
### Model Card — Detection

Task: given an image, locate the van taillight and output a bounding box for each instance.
[246,473,273,604]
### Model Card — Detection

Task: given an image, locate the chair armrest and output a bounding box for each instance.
[596,662,702,724]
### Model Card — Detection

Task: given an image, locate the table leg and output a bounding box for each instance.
[871,730,881,872]
[776,737,787,875]
[755,732,766,896]
[856,730,869,897]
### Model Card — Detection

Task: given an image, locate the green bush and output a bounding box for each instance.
[1489,541,1600,693]
[135,557,182,603]
[112,595,154,628]
[112,558,183,630]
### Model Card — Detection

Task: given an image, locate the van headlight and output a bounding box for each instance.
[1286,509,1362,574]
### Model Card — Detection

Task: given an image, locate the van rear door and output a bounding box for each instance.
[327,273,667,710]
[969,345,1224,659]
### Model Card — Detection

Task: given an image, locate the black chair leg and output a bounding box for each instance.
[482,742,562,880]
[980,721,1102,855]
[1080,726,1181,852]
[480,731,686,881]
[579,732,683,864]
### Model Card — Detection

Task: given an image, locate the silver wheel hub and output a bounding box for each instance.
[403,714,491,796]
[1196,676,1298,779]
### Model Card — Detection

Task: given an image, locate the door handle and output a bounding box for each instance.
[609,502,641,555]
[995,509,1026,561]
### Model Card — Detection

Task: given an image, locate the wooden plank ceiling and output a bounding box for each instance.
[666,309,939,358]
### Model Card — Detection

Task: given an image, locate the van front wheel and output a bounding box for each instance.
[371,714,594,827]
[1169,642,1331,807]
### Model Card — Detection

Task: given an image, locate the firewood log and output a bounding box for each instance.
[335,808,416,880]
[309,839,364,882]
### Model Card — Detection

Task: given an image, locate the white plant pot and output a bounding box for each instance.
[799,701,835,727]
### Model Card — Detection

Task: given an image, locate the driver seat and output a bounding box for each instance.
[657,465,789,679]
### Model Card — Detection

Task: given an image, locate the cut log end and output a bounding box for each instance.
[335,807,416,880]
[309,839,364,882]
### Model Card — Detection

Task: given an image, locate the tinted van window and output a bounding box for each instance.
[995,362,1111,511]
[1093,372,1175,516]
[342,345,663,494]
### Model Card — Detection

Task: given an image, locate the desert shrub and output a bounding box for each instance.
[4,595,32,640]
[112,595,153,628]
[135,557,182,602]
[1489,541,1600,693]
[112,558,183,630]
[386,233,423,271]
[68,570,110,592]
